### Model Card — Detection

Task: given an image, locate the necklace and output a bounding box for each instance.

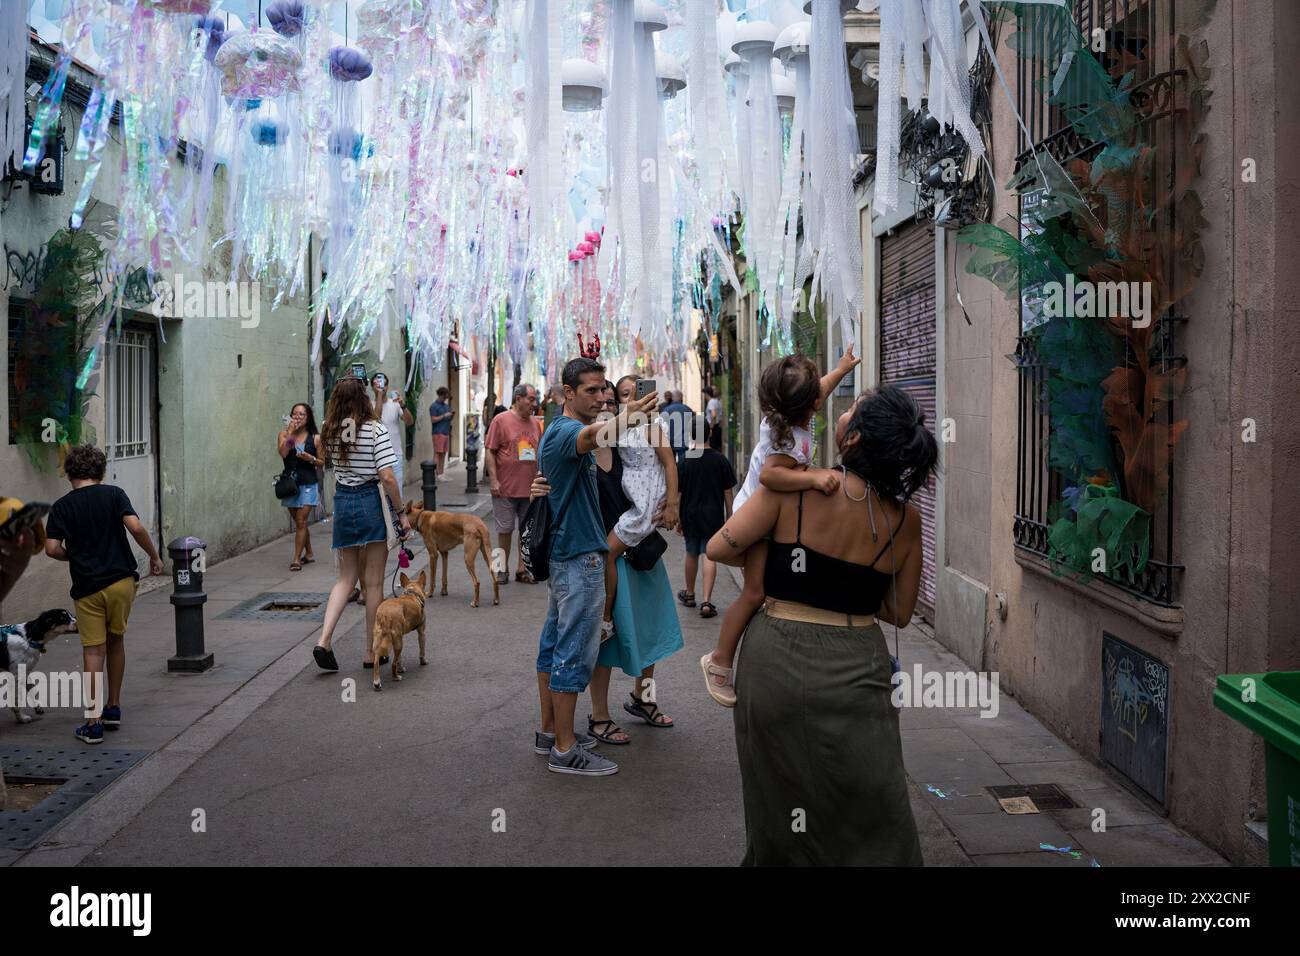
[839,465,867,501]
[841,465,878,541]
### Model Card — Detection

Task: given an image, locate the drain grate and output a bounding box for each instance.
[0,745,150,849]
[217,592,331,621]
[987,783,1078,812]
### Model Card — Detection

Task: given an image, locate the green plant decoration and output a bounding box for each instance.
[10,227,110,469]
[958,2,1212,583]
[1047,482,1150,583]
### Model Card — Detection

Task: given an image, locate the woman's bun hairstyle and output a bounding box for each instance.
[841,386,939,501]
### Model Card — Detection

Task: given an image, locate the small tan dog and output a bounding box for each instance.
[406,502,500,607]
[370,570,427,691]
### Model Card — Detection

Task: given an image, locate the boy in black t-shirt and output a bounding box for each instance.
[677,438,736,618]
[44,445,164,745]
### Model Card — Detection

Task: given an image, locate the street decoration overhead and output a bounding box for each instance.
[19,0,1010,391]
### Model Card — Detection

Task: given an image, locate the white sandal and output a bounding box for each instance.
[700,653,737,707]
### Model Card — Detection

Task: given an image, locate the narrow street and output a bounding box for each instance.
[0,466,1221,868]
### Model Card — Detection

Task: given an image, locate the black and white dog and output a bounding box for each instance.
[1,609,78,723]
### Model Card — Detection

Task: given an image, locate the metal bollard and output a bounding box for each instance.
[464,447,479,494]
[167,535,214,673]
[420,459,438,512]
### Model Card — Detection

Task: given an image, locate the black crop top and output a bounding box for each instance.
[763,491,902,616]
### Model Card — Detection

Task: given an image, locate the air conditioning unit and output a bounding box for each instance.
[3,112,65,195]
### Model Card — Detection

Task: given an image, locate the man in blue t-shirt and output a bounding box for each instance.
[660,390,695,468]
[532,357,658,777]
[428,387,453,477]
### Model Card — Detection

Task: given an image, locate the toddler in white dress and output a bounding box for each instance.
[602,377,680,642]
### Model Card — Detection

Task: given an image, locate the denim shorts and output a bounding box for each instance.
[281,482,320,509]
[332,482,387,549]
[684,534,709,556]
[535,551,606,693]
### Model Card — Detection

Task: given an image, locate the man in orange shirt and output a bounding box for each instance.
[485,383,542,585]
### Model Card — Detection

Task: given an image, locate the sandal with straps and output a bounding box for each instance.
[677,590,696,608]
[699,601,718,618]
[587,716,631,745]
[623,693,673,728]
[700,653,737,708]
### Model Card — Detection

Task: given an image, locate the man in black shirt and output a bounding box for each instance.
[44,445,164,745]
[677,435,735,618]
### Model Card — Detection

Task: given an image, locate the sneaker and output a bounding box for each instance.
[701,653,737,707]
[101,706,121,730]
[534,730,599,755]
[75,722,104,745]
[547,744,619,776]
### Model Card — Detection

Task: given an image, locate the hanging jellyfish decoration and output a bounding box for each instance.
[183,15,227,250]
[265,0,306,40]
[318,46,375,354]
[324,46,374,270]
[212,29,304,278]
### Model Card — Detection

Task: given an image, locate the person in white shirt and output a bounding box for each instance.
[371,372,414,492]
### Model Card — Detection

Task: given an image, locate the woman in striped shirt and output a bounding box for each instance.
[312,376,411,672]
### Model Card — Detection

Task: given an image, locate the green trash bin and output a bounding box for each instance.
[1214,671,1300,867]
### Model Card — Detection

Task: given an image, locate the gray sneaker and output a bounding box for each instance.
[534,730,599,755]
[548,744,619,776]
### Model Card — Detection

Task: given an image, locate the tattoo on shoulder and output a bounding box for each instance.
[721,528,739,549]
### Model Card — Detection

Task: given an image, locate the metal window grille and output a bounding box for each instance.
[106,328,152,460]
[1012,0,1182,606]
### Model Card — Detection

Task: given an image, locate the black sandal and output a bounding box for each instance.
[677,590,696,608]
[624,693,673,728]
[362,656,390,669]
[312,646,338,671]
[699,601,718,618]
[587,716,631,745]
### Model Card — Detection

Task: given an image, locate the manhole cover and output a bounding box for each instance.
[0,745,150,849]
[217,592,331,621]
[261,600,321,612]
[987,783,1077,812]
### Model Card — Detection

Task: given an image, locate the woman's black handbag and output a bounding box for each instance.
[520,493,555,582]
[627,530,668,571]
[273,465,299,500]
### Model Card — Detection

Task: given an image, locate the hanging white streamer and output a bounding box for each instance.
[808,0,863,348]
[1,2,27,178]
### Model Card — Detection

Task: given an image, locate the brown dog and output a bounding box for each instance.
[370,570,427,690]
[406,502,500,607]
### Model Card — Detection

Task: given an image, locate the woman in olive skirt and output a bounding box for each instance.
[707,387,939,865]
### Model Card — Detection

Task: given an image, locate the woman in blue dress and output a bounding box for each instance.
[592,384,683,742]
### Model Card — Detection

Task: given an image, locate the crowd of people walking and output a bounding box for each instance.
[4,340,939,866]
[519,341,938,866]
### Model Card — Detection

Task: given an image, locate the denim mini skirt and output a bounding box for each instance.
[281,482,320,509]
[332,481,387,549]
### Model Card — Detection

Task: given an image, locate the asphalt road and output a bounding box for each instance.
[85,534,751,866]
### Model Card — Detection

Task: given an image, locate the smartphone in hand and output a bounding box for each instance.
[636,379,657,401]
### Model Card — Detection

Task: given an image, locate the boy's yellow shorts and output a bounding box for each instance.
[74,576,137,647]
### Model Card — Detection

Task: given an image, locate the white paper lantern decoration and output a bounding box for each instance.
[774,20,811,67]
[561,58,607,112]
[656,49,687,99]
[772,63,796,113]
[635,0,668,32]
[723,51,745,75]
[731,19,778,57]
